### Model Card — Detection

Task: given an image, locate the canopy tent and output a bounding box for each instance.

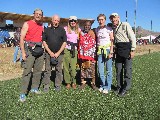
[0,11,95,28]
[141,35,156,42]
[141,35,156,40]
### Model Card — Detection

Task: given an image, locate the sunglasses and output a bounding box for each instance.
[69,20,77,23]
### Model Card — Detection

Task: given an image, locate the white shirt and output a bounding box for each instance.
[96,26,113,48]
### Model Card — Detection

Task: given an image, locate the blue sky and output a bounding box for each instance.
[0,0,160,32]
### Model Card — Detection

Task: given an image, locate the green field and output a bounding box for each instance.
[0,52,160,120]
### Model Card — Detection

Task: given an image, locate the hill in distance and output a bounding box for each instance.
[135,26,160,38]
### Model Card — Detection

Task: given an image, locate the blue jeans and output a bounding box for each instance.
[98,49,112,91]
[13,46,22,62]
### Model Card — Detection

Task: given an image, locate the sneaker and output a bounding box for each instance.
[118,89,127,97]
[91,84,98,90]
[44,87,49,93]
[72,83,76,89]
[66,84,71,89]
[54,86,61,91]
[30,89,41,94]
[102,89,108,94]
[19,94,26,102]
[43,85,49,93]
[114,87,121,95]
[79,83,86,90]
[98,87,103,92]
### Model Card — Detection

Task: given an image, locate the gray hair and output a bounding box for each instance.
[33,8,43,16]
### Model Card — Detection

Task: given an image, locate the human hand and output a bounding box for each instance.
[54,52,60,58]
[50,52,55,58]
[108,53,113,59]
[130,51,135,58]
[22,52,27,61]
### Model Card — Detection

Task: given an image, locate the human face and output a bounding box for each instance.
[98,16,106,27]
[84,22,91,32]
[52,15,60,27]
[69,19,77,27]
[34,10,43,22]
[110,16,119,27]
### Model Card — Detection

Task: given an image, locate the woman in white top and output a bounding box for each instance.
[96,14,114,94]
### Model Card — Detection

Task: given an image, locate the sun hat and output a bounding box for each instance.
[69,16,77,20]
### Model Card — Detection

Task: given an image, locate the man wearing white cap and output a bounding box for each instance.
[109,13,136,97]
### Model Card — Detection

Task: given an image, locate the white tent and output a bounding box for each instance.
[141,35,156,40]
[141,35,156,42]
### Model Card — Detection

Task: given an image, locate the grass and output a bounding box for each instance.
[0,52,160,120]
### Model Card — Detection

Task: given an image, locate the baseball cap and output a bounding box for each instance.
[69,16,77,20]
[109,13,119,18]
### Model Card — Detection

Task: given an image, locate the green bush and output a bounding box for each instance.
[0,52,160,120]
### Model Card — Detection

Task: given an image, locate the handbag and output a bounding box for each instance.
[29,44,44,57]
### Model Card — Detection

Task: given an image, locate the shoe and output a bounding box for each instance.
[114,87,121,95]
[118,89,127,97]
[79,83,86,90]
[30,88,41,94]
[54,86,61,91]
[43,85,49,93]
[102,89,108,94]
[91,84,98,90]
[98,87,103,92]
[72,83,76,89]
[19,94,26,102]
[66,84,71,89]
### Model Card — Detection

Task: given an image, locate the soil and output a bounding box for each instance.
[0,44,160,81]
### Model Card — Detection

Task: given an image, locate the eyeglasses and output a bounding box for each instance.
[69,20,77,23]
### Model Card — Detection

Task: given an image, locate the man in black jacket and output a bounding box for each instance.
[42,14,67,92]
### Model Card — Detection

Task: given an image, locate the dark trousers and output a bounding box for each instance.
[21,50,44,94]
[115,54,132,90]
[43,52,63,87]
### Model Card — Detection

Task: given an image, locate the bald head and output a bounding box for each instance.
[52,14,60,27]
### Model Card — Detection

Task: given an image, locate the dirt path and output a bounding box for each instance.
[0,44,160,81]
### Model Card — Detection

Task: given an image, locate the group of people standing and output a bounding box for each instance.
[19,8,136,102]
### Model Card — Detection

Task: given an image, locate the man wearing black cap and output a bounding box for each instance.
[109,13,136,97]
[42,14,67,92]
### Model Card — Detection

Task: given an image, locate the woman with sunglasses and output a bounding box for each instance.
[63,16,81,89]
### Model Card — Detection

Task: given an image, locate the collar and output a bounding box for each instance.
[113,20,121,29]
[98,25,106,30]
[51,25,59,29]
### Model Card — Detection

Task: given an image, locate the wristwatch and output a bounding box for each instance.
[110,52,114,54]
